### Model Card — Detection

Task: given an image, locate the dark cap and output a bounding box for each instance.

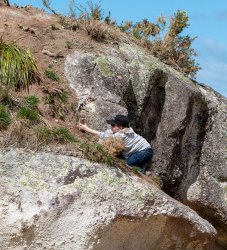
[106,115,129,127]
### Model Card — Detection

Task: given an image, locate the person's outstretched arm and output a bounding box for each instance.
[78,123,101,137]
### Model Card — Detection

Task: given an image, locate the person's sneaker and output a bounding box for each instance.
[140,163,148,174]
[145,171,152,176]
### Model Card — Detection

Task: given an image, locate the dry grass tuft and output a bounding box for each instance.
[78,19,118,41]
[102,136,126,157]
[4,120,38,148]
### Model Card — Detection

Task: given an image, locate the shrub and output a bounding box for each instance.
[80,139,113,165]
[83,19,112,41]
[118,11,200,78]
[133,19,160,43]
[76,0,103,21]
[118,21,133,32]
[0,38,40,91]
[75,1,116,41]
[87,0,103,20]
[0,105,10,129]
[148,11,201,78]
[101,137,126,157]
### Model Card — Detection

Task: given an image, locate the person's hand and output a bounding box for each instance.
[77,122,100,136]
[78,123,89,132]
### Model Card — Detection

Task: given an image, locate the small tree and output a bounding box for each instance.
[151,10,200,78]
[122,10,200,78]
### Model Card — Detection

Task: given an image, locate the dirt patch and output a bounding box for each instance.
[0,5,108,151]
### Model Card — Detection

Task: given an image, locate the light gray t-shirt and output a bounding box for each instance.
[99,127,151,158]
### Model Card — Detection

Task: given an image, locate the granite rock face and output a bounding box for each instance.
[65,52,129,130]
[0,148,216,250]
[65,43,227,247]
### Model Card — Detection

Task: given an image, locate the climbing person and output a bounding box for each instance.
[78,114,153,173]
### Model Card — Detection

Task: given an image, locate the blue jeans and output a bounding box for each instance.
[126,148,153,173]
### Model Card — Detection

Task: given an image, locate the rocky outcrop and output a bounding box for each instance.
[150,77,227,248]
[65,43,227,247]
[0,5,226,248]
[0,148,216,249]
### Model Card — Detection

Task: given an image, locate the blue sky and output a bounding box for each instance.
[10,0,227,97]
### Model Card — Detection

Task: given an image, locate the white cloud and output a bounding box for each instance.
[194,38,227,97]
[196,58,227,97]
[201,39,227,59]
[203,39,226,50]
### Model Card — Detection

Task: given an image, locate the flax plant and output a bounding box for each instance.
[0,38,40,92]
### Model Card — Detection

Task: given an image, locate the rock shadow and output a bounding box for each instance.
[163,93,209,199]
[123,69,167,140]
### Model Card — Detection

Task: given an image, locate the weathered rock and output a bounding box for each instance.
[65,52,129,130]
[0,148,216,249]
[64,43,227,247]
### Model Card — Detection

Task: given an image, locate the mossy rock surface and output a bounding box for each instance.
[0,148,216,250]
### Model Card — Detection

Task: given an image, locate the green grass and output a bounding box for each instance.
[132,166,142,173]
[0,105,11,129]
[17,107,39,123]
[51,127,78,143]
[80,139,113,165]
[17,96,40,123]
[22,95,39,109]
[35,125,114,165]
[45,70,60,81]
[35,126,79,144]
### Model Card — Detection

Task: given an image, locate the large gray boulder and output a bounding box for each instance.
[64,43,227,247]
[0,148,216,250]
